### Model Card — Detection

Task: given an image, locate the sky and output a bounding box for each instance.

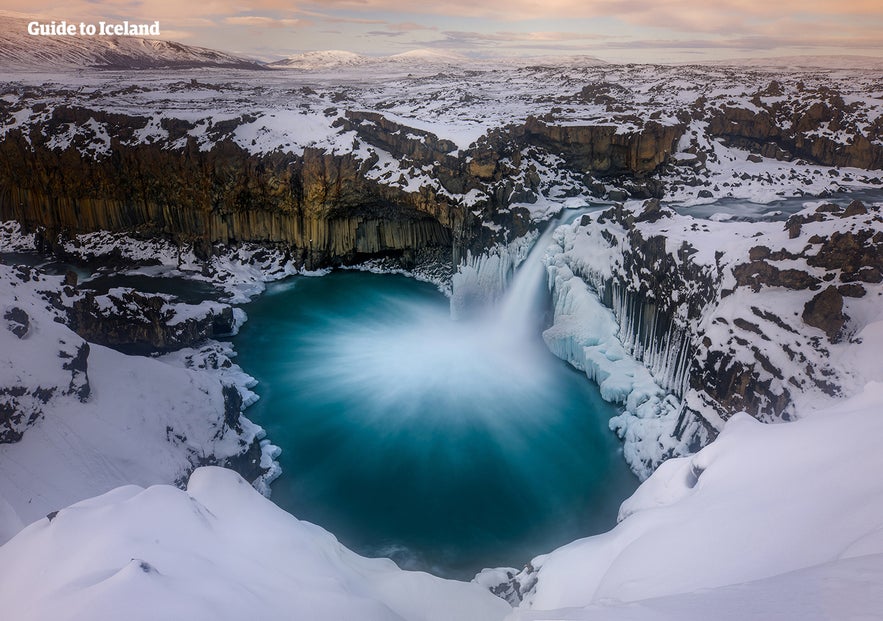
[4,1,883,63]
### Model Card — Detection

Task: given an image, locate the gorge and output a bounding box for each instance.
[1,25,883,620]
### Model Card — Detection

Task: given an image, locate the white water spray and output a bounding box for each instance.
[495,209,590,339]
[496,220,560,339]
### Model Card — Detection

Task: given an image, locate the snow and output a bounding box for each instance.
[0,467,512,621]
[509,381,883,617]
[542,253,686,477]
[3,381,883,620]
[509,553,883,620]
[269,50,368,69]
[0,263,271,535]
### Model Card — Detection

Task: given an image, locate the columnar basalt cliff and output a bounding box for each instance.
[0,99,683,271]
[547,199,883,474]
[0,124,457,269]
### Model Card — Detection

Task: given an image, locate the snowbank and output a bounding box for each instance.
[0,467,511,621]
[0,264,272,538]
[508,381,883,616]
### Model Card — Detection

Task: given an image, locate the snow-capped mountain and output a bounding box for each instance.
[267,49,608,71]
[0,13,262,70]
[267,50,369,69]
[697,54,883,70]
[268,48,470,71]
[386,48,469,63]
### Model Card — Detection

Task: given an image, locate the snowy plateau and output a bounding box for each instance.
[1,15,883,621]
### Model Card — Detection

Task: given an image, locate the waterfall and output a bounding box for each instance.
[495,209,589,339]
[496,224,558,338]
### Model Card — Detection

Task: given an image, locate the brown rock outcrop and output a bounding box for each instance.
[707,104,883,170]
[802,286,846,342]
[0,105,683,270]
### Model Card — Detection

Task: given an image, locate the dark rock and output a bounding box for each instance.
[63,270,78,287]
[808,230,883,277]
[733,260,819,291]
[222,384,243,432]
[61,342,91,402]
[747,154,763,163]
[838,283,866,297]
[707,104,883,169]
[748,245,770,261]
[67,291,235,354]
[217,437,268,487]
[802,286,846,342]
[843,200,868,217]
[733,317,767,338]
[634,199,671,223]
[4,307,29,338]
[858,266,882,283]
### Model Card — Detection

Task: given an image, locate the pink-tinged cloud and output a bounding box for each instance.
[224,16,304,28]
[295,0,883,21]
[1,0,881,61]
[387,21,436,32]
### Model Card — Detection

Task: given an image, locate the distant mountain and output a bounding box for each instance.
[386,49,469,63]
[268,50,369,70]
[693,55,883,70]
[0,13,263,70]
[268,49,470,71]
[267,49,608,72]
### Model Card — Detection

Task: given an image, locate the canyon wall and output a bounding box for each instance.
[549,199,883,471]
[0,101,682,270]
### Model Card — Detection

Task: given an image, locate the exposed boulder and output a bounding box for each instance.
[802,286,846,342]
[3,307,29,338]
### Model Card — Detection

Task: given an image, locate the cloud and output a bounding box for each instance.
[294,0,883,22]
[366,21,437,36]
[387,21,436,32]
[4,0,881,61]
[414,27,883,54]
[224,16,304,28]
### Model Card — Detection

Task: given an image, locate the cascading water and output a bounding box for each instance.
[495,219,562,339]
[231,207,636,578]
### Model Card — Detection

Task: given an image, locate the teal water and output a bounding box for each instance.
[232,271,637,578]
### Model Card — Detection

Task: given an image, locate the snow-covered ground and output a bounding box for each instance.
[0,466,511,621]
[506,381,883,618]
[2,385,882,620]
[0,258,276,542]
[1,55,880,207]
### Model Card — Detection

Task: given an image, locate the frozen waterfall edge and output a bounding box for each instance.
[543,243,700,479]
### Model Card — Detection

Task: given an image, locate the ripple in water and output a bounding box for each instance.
[233,271,637,578]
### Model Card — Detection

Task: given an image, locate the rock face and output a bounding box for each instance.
[0,130,455,270]
[707,99,883,170]
[0,265,92,443]
[521,117,681,175]
[0,101,681,271]
[3,64,881,282]
[66,289,236,354]
[548,199,883,472]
